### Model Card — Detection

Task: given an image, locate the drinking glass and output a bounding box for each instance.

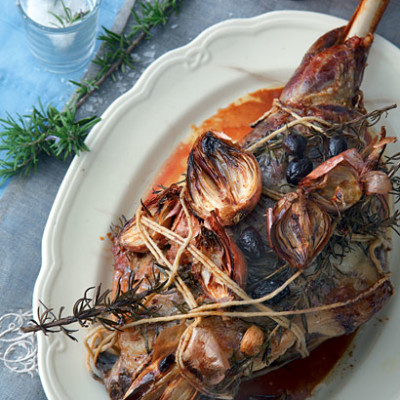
[17,0,102,73]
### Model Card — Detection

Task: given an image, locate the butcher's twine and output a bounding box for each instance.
[0,311,38,376]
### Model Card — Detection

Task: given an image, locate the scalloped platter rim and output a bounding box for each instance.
[34,10,400,400]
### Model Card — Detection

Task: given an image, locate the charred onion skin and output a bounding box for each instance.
[191,215,248,302]
[185,131,262,226]
[266,191,333,270]
[116,185,182,252]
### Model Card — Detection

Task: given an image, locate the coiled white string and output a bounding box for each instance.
[0,311,38,376]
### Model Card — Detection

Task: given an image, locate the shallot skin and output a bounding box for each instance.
[266,191,333,270]
[299,141,395,212]
[185,131,262,226]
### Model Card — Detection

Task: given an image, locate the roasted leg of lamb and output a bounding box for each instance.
[87,1,397,399]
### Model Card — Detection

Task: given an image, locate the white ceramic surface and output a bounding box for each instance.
[34,10,400,400]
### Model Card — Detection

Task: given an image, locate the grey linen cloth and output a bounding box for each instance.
[0,0,399,399]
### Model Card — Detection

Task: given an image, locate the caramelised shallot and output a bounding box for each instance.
[191,215,248,302]
[299,137,396,212]
[185,131,261,226]
[116,184,182,252]
[266,191,333,270]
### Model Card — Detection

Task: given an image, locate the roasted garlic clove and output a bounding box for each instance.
[185,131,262,226]
[179,326,230,387]
[116,185,182,252]
[176,318,241,399]
[191,215,247,302]
[267,191,332,270]
[240,325,265,357]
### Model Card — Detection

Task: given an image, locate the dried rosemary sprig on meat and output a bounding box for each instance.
[248,104,397,155]
[21,272,165,341]
[327,104,397,134]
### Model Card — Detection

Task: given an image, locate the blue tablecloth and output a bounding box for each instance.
[0,0,126,197]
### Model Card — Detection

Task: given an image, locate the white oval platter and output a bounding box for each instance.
[34,10,400,400]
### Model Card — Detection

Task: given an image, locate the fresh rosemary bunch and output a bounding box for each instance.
[22,272,165,341]
[0,103,99,184]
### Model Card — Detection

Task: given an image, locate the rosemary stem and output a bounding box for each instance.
[74,31,146,110]
[21,316,80,334]
[73,0,182,109]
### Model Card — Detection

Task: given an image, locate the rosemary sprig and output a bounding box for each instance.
[22,272,165,341]
[329,104,397,132]
[110,215,128,238]
[0,102,100,183]
[250,104,397,157]
[49,0,89,28]
[336,194,395,238]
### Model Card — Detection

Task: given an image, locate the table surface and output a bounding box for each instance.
[1,0,399,399]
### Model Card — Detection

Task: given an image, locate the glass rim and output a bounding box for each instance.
[16,0,102,33]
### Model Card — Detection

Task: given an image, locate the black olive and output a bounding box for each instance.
[286,157,313,185]
[238,226,265,259]
[282,132,307,156]
[251,278,290,306]
[328,135,348,158]
[96,351,119,373]
[158,354,175,373]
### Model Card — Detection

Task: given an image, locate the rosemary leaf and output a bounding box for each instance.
[49,0,89,28]
[0,103,100,183]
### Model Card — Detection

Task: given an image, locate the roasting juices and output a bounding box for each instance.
[150,87,284,193]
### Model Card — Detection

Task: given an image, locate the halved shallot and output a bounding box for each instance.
[116,185,182,252]
[191,215,247,302]
[185,131,261,226]
[299,138,395,212]
[266,191,333,270]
